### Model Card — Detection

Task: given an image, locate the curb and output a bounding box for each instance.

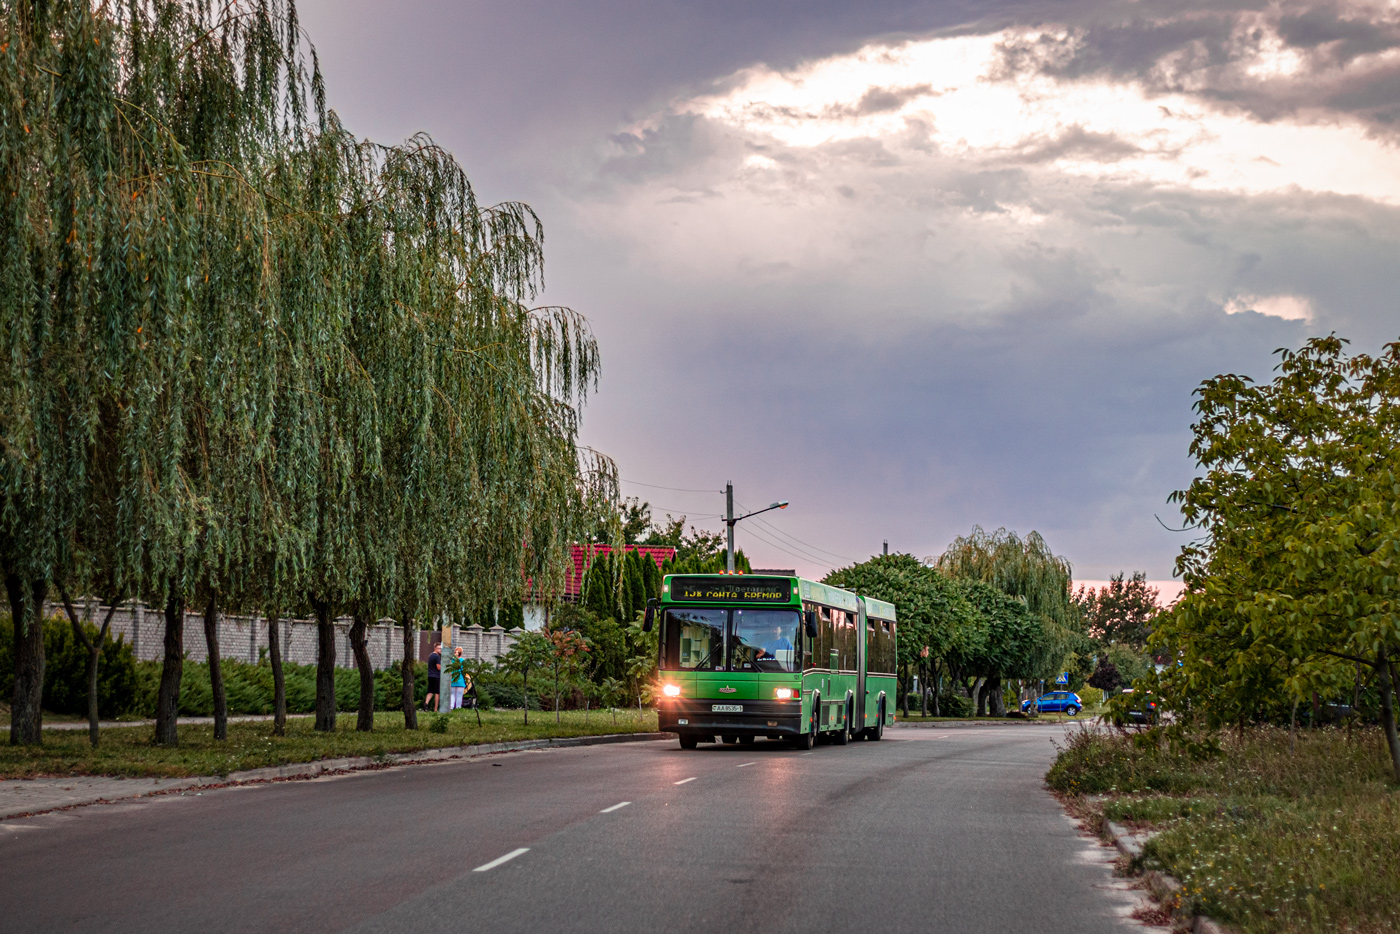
[1103,819,1231,934]
[1,731,671,820]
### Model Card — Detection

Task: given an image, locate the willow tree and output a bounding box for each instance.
[0,0,255,744]
[934,527,1083,707]
[309,133,607,731]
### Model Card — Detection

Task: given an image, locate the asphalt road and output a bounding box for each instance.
[1,725,1161,934]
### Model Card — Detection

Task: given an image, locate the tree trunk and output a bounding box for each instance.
[268,612,286,736]
[312,598,337,732]
[1378,648,1400,784]
[203,595,227,741]
[970,676,986,716]
[400,615,418,731]
[59,590,113,748]
[1289,696,1299,756]
[7,573,46,745]
[900,664,909,718]
[919,660,928,716]
[988,675,1006,717]
[350,612,374,732]
[930,660,941,717]
[155,589,185,747]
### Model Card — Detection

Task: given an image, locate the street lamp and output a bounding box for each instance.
[724,481,789,573]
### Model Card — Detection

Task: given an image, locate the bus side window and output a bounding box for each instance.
[820,607,833,667]
[803,603,819,669]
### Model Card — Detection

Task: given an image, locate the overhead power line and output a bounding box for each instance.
[620,478,721,495]
[734,500,857,564]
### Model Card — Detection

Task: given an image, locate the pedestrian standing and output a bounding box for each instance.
[450,646,468,710]
[425,642,442,711]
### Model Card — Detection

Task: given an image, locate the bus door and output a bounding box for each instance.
[855,598,868,731]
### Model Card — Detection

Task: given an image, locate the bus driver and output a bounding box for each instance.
[754,623,794,665]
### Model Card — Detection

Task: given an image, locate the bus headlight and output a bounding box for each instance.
[663,684,681,697]
[775,687,794,700]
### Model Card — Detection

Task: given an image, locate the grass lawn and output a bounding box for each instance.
[1048,724,1400,934]
[0,707,660,780]
[890,722,1064,728]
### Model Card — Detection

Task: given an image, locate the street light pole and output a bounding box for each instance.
[723,482,789,572]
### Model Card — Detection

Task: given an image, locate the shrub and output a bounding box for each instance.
[939,693,972,717]
[0,613,140,718]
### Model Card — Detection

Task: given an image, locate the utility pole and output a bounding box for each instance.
[723,482,788,573]
[726,482,735,573]
[883,540,888,556]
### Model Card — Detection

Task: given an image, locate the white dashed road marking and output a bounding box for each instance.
[473,848,530,872]
[600,801,631,813]
[674,777,697,785]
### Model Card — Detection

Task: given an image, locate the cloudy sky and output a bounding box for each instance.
[298,0,1400,591]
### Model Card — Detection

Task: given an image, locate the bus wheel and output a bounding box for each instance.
[792,727,815,750]
[866,704,885,741]
[679,734,698,750]
[832,710,851,746]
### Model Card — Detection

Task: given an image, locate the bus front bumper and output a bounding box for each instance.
[659,699,804,737]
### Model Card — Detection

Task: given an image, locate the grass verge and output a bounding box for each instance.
[0,708,659,780]
[1047,724,1400,934]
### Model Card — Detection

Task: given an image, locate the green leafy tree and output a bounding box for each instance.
[1161,336,1400,778]
[501,631,553,725]
[1075,572,1161,649]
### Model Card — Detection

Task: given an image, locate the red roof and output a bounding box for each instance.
[563,543,675,598]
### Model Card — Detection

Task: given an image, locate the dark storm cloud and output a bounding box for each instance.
[996,2,1400,130]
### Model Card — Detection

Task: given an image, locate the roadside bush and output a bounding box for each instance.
[939,693,972,717]
[0,613,140,718]
[128,659,430,717]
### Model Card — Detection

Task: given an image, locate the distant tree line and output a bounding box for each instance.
[825,530,1159,718]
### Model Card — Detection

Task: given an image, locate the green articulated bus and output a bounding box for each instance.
[647,573,897,750]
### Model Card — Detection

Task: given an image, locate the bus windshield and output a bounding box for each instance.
[731,609,800,672]
[662,608,726,670]
[660,608,801,672]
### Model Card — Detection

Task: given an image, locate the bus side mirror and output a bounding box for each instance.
[643,599,657,633]
[804,610,817,638]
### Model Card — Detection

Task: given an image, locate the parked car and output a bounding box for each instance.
[1021,691,1082,716]
[1111,688,1160,726]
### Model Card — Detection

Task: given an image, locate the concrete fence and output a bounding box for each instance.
[49,601,518,671]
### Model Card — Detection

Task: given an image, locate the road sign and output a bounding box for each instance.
[1055,671,1069,685]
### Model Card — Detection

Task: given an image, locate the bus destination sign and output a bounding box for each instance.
[671,576,792,603]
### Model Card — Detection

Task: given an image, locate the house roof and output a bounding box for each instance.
[561,543,675,598]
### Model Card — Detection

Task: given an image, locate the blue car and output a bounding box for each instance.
[1022,691,1083,716]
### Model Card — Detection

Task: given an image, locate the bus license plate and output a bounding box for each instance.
[711,704,743,713]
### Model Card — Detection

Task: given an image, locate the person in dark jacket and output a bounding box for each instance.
[425,642,442,711]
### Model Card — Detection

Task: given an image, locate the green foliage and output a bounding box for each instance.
[120,660,429,717]
[1159,336,1400,777]
[824,553,1056,682]
[0,615,138,718]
